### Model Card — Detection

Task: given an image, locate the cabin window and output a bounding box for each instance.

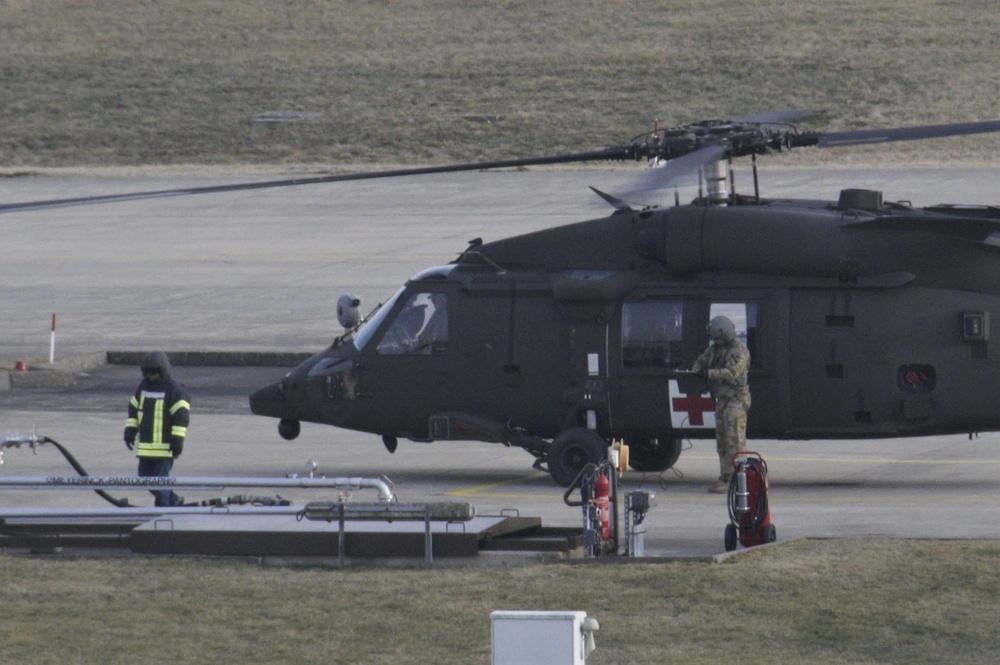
[622,301,684,368]
[376,292,449,355]
[709,301,760,369]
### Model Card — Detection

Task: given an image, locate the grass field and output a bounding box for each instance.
[1,539,997,664]
[2,0,999,170]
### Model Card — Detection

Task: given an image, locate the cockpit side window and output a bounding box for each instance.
[376,292,449,355]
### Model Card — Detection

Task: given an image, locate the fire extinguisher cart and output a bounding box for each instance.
[563,461,620,557]
[724,451,777,551]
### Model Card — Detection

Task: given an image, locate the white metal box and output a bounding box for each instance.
[490,610,593,665]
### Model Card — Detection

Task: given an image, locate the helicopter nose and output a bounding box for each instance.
[249,380,297,419]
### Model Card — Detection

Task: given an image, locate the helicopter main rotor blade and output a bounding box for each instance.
[0,148,631,214]
[617,144,728,202]
[815,119,1000,148]
[6,115,1000,214]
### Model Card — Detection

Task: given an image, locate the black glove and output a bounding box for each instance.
[124,428,136,450]
[170,437,184,458]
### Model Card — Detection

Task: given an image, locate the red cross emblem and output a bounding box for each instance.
[668,380,716,428]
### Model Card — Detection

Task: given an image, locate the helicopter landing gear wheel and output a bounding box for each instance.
[278,418,301,441]
[627,437,682,472]
[724,523,738,552]
[548,427,607,487]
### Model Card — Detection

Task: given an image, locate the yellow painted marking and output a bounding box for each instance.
[768,496,999,506]
[445,491,995,504]
[446,478,531,497]
[446,474,584,499]
[684,454,995,465]
[767,456,995,465]
[449,492,565,500]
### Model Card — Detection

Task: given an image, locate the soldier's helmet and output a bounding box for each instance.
[140,350,172,378]
[707,316,737,344]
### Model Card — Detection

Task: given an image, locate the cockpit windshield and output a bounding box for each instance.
[351,287,406,351]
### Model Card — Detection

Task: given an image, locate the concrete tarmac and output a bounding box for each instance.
[2,167,998,558]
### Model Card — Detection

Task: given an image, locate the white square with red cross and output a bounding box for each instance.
[668,380,716,429]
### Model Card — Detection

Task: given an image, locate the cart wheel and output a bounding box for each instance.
[724,523,738,551]
[765,524,777,543]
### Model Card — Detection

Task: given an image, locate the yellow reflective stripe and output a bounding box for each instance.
[125,418,139,429]
[136,441,172,458]
[171,425,187,438]
[170,400,190,415]
[153,398,164,443]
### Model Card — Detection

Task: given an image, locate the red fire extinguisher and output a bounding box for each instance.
[594,471,611,540]
[724,451,776,551]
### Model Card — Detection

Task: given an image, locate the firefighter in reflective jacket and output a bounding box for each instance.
[123,351,190,507]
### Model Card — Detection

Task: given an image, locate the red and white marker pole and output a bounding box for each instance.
[49,312,56,364]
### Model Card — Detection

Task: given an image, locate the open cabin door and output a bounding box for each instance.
[610,293,789,440]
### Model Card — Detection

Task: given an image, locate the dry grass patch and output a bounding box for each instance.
[0,539,997,664]
[1,1,999,169]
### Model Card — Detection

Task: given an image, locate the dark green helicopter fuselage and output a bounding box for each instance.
[250,191,1000,481]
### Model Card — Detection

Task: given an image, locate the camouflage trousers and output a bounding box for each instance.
[715,398,748,481]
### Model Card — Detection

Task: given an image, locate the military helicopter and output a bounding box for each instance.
[238,113,1000,486]
[6,113,1000,486]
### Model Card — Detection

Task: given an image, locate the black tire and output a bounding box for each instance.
[628,437,682,472]
[724,523,738,552]
[548,427,607,487]
[765,524,777,543]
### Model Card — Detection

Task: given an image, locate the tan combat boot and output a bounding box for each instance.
[708,478,729,494]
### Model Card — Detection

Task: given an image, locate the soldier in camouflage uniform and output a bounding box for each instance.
[691,316,751,493]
